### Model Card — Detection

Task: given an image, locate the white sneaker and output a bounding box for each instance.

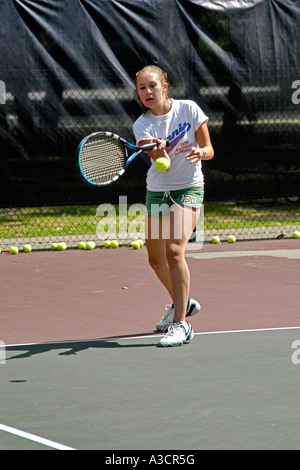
[156,298,201,332]
[157,321,194,347]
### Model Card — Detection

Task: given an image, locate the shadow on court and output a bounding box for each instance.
[6,337,158,361]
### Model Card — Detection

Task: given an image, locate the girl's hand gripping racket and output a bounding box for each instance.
[77,131,169,186]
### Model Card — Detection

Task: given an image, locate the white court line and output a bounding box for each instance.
[4,325,300,348]
[194,325,300,336]
[0,423,76,450]
[99,325,300,341]
[186,249,300,259]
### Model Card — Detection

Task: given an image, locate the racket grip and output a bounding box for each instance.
[142,140,169,151]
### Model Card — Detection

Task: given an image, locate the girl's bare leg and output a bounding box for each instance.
[145,207,200,322]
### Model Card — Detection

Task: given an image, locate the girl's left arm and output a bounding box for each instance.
[185,122,214,163]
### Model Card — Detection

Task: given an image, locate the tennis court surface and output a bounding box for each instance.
[1,239,300,450]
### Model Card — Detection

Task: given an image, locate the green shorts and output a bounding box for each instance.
[145,187,204,216]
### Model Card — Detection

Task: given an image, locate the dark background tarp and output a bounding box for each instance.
[0,0,299,206]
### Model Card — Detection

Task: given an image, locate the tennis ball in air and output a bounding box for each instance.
[51,243,58,251]
[86,241,96,250]
[10,246,19,254]
[211,236,220,244]
[104,240,111,248]
[131,241,140,250]
[110,240,119,248]
[155,157,170,172]
[227,235,236,243]
[293,230,300,239]
[23,244,32,253]
[78,241,86,250]
[57,242,67,251]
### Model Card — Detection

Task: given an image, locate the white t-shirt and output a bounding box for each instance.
[133,98,208,191]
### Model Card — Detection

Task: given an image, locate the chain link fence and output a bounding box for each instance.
[0,1,299,251]
[1,81,300,251]
[0,198,299,252]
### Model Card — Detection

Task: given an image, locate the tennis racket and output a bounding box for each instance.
[77,131,169,186]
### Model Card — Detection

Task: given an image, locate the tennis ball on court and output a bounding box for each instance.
[155,157,170,172]
[86,241,96,250]
[78,241,86,250]
[23,244,32,253]
[136,239,144,247]
[211,236,220,244]
[104,240,111,248]
[131,241,140,250]
[110,240,119,248]
[227,235,236,243]
[57,242,67,251]
[51,243,58,251]
[293,230,300,239]
[10,246,19,254]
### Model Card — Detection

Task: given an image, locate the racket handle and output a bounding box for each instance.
[141,140,170,151]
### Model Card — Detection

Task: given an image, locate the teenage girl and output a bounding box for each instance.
[133,65,214,347]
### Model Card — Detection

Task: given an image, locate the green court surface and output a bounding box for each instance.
[1,327,300,450]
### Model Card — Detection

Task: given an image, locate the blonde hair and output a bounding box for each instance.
[135,65,170,114]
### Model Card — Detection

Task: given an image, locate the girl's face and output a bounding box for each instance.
[136,71,169,115]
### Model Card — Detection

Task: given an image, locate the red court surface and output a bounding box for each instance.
[1,238,300,346]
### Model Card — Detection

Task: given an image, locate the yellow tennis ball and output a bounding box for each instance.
[131,241,140,249]
[110,240,119,248]
[293,230,300,239]
[10,246,18,254]
[155,157,170,172]
[86,241,96,250]
[57,242,67,251]
[51,243,58,251]
[78,241,86,250]
[227,235,236,243]
[211,236,220,244]
[136,239,144,247]
[23,244,32,252]
[104,240,111,248]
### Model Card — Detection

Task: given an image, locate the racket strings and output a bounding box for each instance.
[79,136,126,184]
